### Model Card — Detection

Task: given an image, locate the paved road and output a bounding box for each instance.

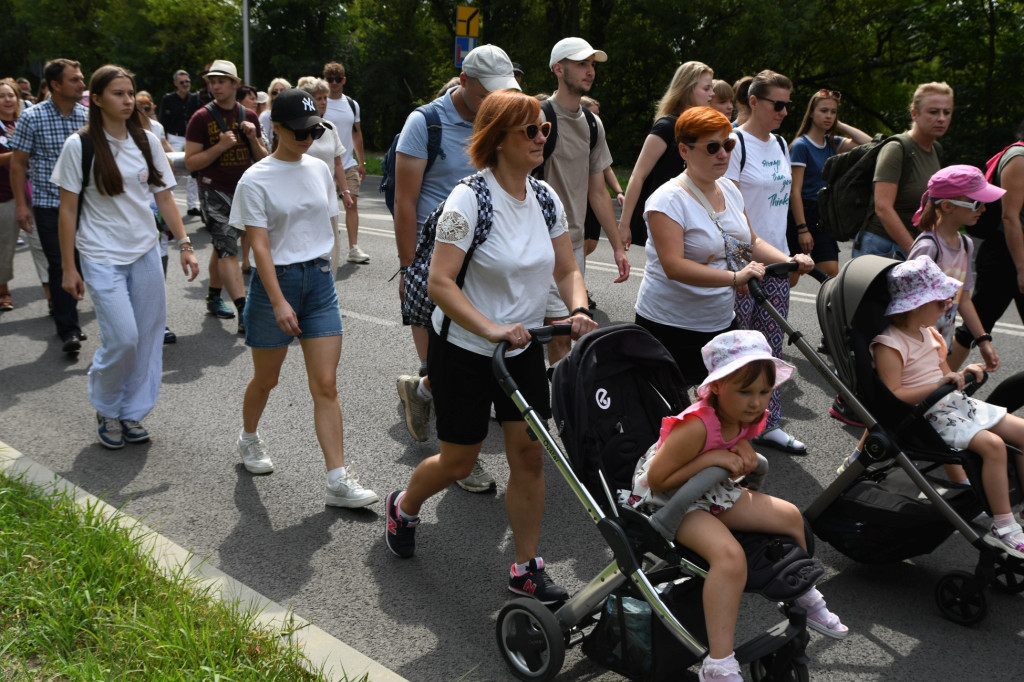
[2,176,1023,681]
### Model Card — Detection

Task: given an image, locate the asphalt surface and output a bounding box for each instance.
[2,175,1023,681]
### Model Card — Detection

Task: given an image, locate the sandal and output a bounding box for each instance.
[751,429,807,455]
[805,603,850,639]
[0,292,12,311]
[984,522,1024,560]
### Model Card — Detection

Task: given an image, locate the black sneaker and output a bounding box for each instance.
[508,558,568,604]
[829,396,865,428]
[187,208,202,217]
[385,490,418,558]
[62,331,85,354]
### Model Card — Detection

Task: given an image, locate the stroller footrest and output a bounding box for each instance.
[734,614,808,667]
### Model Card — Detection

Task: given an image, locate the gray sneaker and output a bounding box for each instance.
[326,468,379,508]
[237,435,274,474]
[457,459,497,493]
[397,375,432,442]
[347,245,370,264]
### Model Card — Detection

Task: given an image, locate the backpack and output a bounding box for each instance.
[532,99,598,180]
[969,141,1024,239]
[816,133,923,242]
[76,132,94,230]
[379,104,444,216]
[733,129,787,174]
[402,172,560,336]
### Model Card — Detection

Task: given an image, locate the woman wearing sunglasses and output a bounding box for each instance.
[725,70,809,455]
[788,89,871,279]
[634,106,810,387]
[384,90,596,603]
[228,88,378,508]
[618,61,714,248]
[258,78,292,149]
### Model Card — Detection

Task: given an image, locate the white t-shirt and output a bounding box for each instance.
[431,168,568,356]
[51,129,175,266]
[323,95,360,169]
[305,122,346,182]
[636,177,748,331]
[725,130,791,253]
[148,118,166,141]
[229,155,338,265]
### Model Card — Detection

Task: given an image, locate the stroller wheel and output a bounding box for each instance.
[749,653,809,682]
[992,557,1024,594]
[934,570,988,625]
[496,598,566,681]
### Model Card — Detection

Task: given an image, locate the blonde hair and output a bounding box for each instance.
[911,82,953,113]
[654,61,713,120]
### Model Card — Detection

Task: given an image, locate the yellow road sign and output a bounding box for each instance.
[457,6,480,37]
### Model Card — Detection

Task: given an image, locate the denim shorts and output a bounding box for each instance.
[244,258,343,348]
[852,230,907,260]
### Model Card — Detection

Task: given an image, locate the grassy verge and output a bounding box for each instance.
[0,471,354,681]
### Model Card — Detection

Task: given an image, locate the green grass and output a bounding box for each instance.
[363,156,383,177]
[0,472,355,682]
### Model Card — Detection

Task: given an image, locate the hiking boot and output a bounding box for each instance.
[325,469,379,508]
[96,413,124,450]
[456,460,496,493]
[829,396,865,428]
[120,420,150,444]
[206,294,235,319]
[508,558,568,604]
[385,490,418,558]
[347,245,370,264]
[397,375,432,442]
[237,435,274,474]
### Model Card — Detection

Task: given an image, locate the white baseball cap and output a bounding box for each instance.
[549,37,608,69]
[462,45,520,92]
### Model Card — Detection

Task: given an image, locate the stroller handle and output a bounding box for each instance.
[492,324,572,395]
[748,262,829,302]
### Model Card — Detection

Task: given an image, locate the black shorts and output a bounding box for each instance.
[787,199,839,263]
[584,202,601,241]
[635,313,736,387]
[428,327,551,445]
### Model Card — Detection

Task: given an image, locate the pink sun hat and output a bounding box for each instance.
[885,255,963,316]
[697,330,795,398]
[913,164,1006,226]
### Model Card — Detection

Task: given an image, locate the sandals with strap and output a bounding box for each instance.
[984,522,1024,560]
[805,603,850,639]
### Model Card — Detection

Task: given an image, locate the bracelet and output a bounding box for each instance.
[570,306,594,319]
[795,223,807,230]
[731,270,737,288]
[973,333,993,347]
[180,245,194,252]
[177,237,191,247]
[616,191,624,196]
[797,229,810,235]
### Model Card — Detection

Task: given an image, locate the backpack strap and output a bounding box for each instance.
[527,176,560,233]
[204,101,254,158]
[76,131,94,231]
[439,172,493,339]
[736,130,787,174]
[345,95,357,131]
[418,104,445,174]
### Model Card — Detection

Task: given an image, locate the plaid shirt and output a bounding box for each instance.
[10,99,88,209]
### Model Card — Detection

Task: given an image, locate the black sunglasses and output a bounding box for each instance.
[685,138,737,155]
[757,96,793,112]
[325,77,344,83]
[288,124,326,141]
[507,121,552,140]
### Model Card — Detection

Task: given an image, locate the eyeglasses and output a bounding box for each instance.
[507,121,552,140]
[325,77,344,83]
[684,138,737,155]
[178,79,190,85]
[287,124,326,141]
[757,96,793,112]
[816,89,842,100]
[141,105,152,112]
[944,198,983,210]
[271,90,284,96]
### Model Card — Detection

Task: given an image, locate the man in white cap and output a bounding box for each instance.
[393,44,519,492]
[185,59,267,333]
[539,37,629,364]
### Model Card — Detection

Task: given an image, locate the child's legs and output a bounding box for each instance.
[988,414,1024,497]
[967,429,1011,516]
[717,489,808,551]
[675,511,745,659]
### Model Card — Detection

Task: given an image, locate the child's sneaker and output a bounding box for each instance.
[508,558,568,604]
[984,521,1024,560]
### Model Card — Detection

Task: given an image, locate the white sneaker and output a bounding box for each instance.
[237,436,274,474]
[456,459,496,493]
[326,468,379,507]
[347,245,370,263]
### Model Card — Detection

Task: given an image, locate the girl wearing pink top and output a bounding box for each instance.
[872,257,1024,560]
[630,330,847,682]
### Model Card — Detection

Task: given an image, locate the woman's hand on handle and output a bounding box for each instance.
[789,253,814,274]
[488,322,531,350]
[735,260,766,287]
[552,312,598,341]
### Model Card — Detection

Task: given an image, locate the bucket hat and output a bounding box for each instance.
[885,256,963,316]
[697,330,794,398]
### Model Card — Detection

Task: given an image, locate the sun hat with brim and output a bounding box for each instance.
[884,255,963,316]
[913,164,1006,226]
[203,59,240,82]
[696,330,795,398]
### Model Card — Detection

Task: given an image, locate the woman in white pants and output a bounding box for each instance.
[54,64,198,449]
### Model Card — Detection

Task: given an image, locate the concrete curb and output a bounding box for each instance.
[0,441,408,682]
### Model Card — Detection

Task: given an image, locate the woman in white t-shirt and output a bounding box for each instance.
[384,90,597,603]
[53,64,198,449]
[228,88,377,509]
[635,106,808,386]
[726,70,809,454]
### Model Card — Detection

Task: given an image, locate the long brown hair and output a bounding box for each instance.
[85,65,165,196]
[793,91,840,147]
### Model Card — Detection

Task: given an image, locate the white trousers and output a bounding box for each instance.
[80,246,166,421]
[167,133,199,210]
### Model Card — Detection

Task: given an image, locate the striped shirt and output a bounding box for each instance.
[10,99,88,209]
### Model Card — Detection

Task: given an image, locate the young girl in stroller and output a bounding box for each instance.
[873,257,1024,559]
[629,330,848,682]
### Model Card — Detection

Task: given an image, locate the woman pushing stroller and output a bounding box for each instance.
[629,330,848,682]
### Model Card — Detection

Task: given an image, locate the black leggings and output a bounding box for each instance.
[953,236,1024,348]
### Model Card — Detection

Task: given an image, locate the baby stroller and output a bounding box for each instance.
[492,324,824,681]
[757,255,1024,625]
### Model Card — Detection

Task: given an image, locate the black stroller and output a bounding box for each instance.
[746,256,1024,625]
[492,323,825,681]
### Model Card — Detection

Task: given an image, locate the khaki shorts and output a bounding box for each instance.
[344,166,361,198]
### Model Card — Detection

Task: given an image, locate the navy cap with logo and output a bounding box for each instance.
[270,89,323,130]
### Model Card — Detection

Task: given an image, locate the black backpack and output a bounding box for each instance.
[204,101,255,158]
[402,172,560,336]
[380,104,444,216]
[733,129,787,173]
[532,99,598,180]
[969,141,1024,239]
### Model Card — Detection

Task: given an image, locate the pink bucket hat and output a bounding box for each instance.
[697,330,795,398]
[885,256,963,316]
[913,164,1006,226]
